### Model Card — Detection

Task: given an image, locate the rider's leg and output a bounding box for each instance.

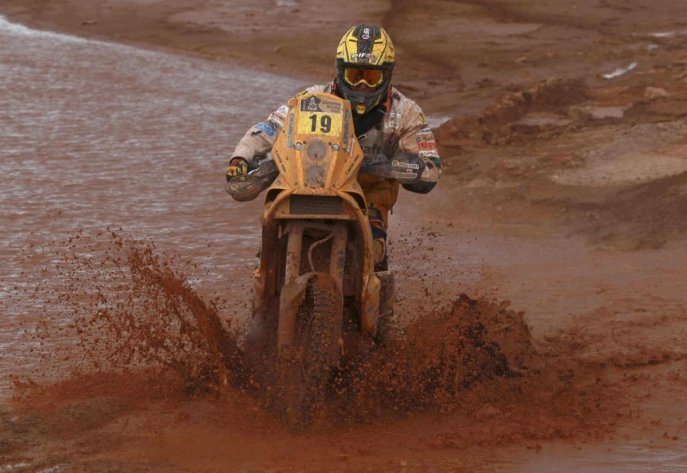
[357,174,400,271]
[367,204,388,271]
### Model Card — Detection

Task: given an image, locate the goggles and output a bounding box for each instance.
[343,67,385,88]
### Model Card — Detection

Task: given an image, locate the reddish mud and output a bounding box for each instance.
[1,0,687,471]
[26,231,237,388]
[3,232,625,471]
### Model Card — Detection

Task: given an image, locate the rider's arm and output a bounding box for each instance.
[396,102,442,194]
[230,104,289,168]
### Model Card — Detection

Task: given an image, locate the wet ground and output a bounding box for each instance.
[1,2,687,472]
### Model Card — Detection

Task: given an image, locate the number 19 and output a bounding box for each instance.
[309,114,332,133]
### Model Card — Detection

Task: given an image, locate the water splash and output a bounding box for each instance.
[17,230,240,393]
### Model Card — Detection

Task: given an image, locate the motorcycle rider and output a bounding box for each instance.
[226,24,441,270]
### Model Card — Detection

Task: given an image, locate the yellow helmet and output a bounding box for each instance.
[335,25,395,115]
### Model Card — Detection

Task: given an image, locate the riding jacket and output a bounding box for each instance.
[230,83,441,225]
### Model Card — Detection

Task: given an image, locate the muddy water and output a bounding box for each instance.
[0,16,301,385]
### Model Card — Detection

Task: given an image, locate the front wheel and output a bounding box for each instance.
[278,273,342,430]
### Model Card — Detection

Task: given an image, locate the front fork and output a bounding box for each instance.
[276,221,348,352]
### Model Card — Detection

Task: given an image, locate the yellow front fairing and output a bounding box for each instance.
[268,93,365,199]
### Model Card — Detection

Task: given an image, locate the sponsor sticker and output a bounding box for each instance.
[351,52,376,62]
[391,170,418,179]
[419,149,440,160]
[392,159,420,170]
[319,99,343,115]
[273,105,289,121]
[343,109,350,145]
[385,111,399,132]
[287,111,294,147]
[416,127,437,152]
[300,95,322,112]
[416,127,434,138]
[255,121,277,137]
[418,140,436,151]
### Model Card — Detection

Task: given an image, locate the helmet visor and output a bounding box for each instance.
[343,67,385,88]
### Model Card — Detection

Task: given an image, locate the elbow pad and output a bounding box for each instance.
[359,151,441,191]
[396,151,441,193]
[402,181,437,194]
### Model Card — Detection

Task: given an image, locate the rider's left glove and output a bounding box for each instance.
[226,157,250,181]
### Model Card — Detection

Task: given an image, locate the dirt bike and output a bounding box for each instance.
[226,92,394,429]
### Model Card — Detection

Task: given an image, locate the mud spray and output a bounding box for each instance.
[1,230,626,468]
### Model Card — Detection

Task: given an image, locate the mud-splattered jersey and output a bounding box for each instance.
[230,83,441,190]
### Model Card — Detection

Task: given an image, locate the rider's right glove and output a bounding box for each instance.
[226,157,250,181]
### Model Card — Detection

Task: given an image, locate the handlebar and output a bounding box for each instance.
[226,151,426,202]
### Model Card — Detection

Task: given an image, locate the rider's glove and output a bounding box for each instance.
[226,157,250,181]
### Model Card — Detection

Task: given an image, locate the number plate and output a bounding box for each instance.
[297,96,344,137]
